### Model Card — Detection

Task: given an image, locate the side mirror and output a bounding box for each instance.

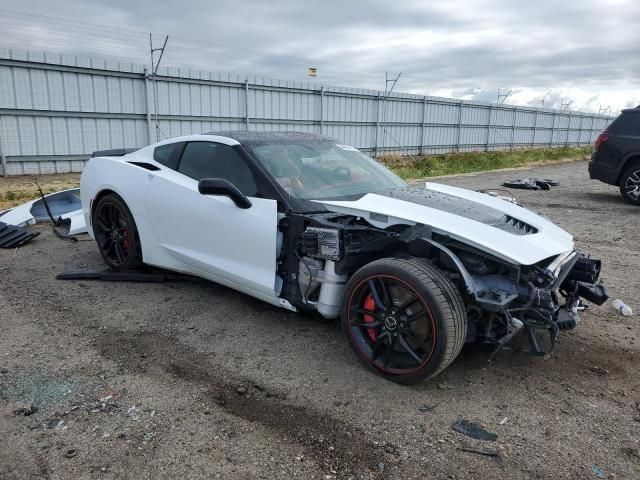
[198,178,252,209]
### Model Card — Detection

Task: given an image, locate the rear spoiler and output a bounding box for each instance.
[91,148,139,157]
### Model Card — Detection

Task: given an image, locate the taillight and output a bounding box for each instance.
[595,132,610,150]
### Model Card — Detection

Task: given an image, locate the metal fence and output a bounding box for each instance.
[0,48,612,176]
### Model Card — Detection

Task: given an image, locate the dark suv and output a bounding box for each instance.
[589,106,640,205]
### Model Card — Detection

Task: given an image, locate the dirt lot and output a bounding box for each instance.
[1,161,639,479]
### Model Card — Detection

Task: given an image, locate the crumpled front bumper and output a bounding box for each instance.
[552,255,608,329]
[558,255,608,305]
[510,254,608,355]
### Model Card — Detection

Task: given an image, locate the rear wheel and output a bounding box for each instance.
[341,257,467,384]
[619,165,640,205]
[93,194,142,270]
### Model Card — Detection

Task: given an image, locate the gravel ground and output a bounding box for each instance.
[1,160,639,479]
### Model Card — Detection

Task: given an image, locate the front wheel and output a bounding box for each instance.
[341,257,467,384]
[619,165,640,205]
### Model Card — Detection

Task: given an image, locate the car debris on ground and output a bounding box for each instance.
[0,187,87,236]
[0,221,40,248]
[452,419,498,441]
[612,299,633,316]
[502,178,560,190]
[457,447,499,458]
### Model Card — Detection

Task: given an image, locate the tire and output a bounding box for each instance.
[92,193,143,270]
[341,256,467,384]
[619,164,640,205]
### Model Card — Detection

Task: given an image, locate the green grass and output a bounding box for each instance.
[380,146,592,180]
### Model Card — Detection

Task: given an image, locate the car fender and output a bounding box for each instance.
[81,156,153,241]
[619,151,640,181]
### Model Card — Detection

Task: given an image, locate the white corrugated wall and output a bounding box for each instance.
[0,47,612,175]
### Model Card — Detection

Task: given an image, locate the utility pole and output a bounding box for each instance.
[496,88,512,105]
[381,71,401,125]
[378,72,417,160]
[0,115,7,177]
[378,72,402,157]
[149,34,169,142]
[598,105,611,116]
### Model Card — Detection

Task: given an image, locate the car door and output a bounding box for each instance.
[144,141,279,297]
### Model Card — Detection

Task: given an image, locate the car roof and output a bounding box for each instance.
[134,131,340,159]
[201,131,334,145]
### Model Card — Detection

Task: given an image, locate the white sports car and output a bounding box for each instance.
[80,132,607,383]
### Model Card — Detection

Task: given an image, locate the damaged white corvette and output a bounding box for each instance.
[81,132,607,383]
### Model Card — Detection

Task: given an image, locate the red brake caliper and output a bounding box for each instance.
[363,294,378,341]
[122,230,130,254]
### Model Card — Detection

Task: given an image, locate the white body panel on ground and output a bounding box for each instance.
[0,188,87,234]
[0,202,39,226]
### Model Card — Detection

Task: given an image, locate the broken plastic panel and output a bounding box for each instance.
[0,188,87,235]
[0,221,40,248]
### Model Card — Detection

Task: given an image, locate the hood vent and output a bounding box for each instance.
[378,186,540,236]
[504,215,538,235]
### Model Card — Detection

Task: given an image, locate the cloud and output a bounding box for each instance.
[0,0,638,112]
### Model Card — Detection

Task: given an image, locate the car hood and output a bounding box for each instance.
[314,183,574,266]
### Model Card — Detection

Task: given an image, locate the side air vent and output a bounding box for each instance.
[504,215,538,234]
[127,161,161,171]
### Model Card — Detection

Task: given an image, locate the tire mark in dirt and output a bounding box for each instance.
[96,330,390,479]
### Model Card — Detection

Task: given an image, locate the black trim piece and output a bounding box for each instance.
[56,269,201,283]
[127,161,161,171]
[0,222,40,248]
[92,148,139,157]
[198,178,252,209]
[153,142,184,170]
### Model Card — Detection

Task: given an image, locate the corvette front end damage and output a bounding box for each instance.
[297,182,608,356]
[460,250,607,355]
[393,223,608,355]
[288,209,607,357]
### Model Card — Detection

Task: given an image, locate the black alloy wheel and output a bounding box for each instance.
[620,165,640,205]
[93,193,142,270]
[342,257,467,384]
[347,275,437,374]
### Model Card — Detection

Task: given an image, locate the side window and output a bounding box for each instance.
[153,142,182,170]
[178,142,258,196]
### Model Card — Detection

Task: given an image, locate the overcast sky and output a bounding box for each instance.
[1,0,638,113]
